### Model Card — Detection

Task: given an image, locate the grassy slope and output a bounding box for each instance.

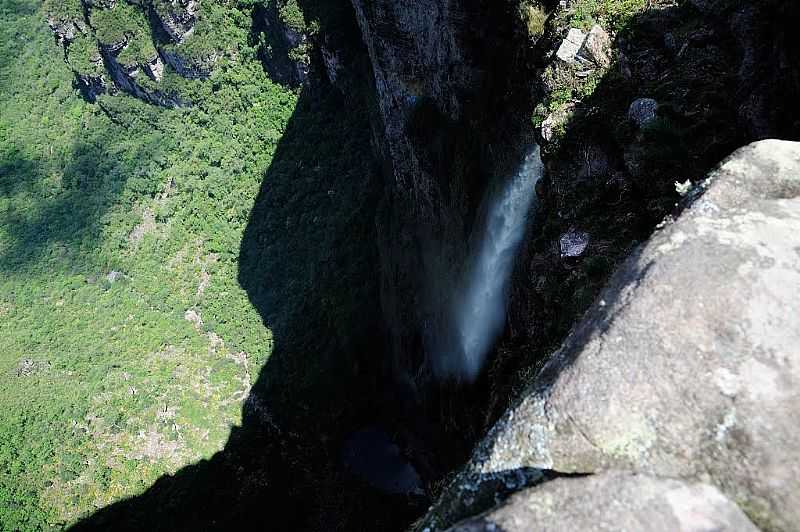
[0,1,296,528]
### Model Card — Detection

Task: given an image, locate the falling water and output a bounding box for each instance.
[439,145,543,381]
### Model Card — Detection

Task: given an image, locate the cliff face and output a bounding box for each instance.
[349,0,539,393]
[347,0,800,393]
[425,139,800,532]
[346,0,800,528]
[499,0,800,421]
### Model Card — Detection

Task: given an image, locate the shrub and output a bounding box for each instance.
[570,0,648,33]
[520,1,548,39]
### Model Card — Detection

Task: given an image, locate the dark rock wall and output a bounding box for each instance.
[350,0,539,395]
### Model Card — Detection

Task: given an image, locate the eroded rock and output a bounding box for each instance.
[255,1,311,87]
[47,16,86,45]
[152,0,200,43]
[159,47,218,80]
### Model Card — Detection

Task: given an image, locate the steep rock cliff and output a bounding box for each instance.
[350,0,542,397]
[342,1,800,523]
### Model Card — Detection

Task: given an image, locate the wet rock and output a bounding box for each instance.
[349,0,529,389]
[628,97,659,127]
[467,140,800,531]
[448,472,758,532]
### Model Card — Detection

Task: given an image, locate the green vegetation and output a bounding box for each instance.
[566,0,647,33]
[161,2,242,63]
[151,0,193,27]
[89,3,158,66]
[66,34,104,76]
[277,0,308,32]
[0,0,310,528]
[90,2,150,48]
[117,34,157,66]
[532,64,604,136]
[42,0,83,24]
[520,1,548,39]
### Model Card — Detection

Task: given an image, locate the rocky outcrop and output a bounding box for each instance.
[421,140,800,531]
[253,0,311,87]
[83,0,117,7]
[101,47,185,107]
[142,54,164,81]
[688,0,800,138]
[73,71,109,102]
[63,33,109,101]
[45,0,216,106]
[555,25,611,68]
[151,0,200,42]
[447,472,758,532]
[501,0,800,433]
[47,16,86,46]
[159,47,217,79]
[340,3,800,524]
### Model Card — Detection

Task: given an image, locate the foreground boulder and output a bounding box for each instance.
[420,139,800,531]
[447,472,757,532]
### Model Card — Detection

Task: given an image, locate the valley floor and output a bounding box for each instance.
[0,2,294,527]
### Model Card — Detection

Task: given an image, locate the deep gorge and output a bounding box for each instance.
[5,0,800,530]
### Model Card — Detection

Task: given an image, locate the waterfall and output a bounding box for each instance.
[438,145,543,382]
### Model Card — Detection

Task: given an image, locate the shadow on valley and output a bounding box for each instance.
[0,125,170,273]
[67,69,432,532]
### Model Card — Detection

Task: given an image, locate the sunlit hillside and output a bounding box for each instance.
[0,1,290,527]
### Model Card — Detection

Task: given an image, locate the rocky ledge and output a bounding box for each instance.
[418,139,800,531]
[45,0,224,106]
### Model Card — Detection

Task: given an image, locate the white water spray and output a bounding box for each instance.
[440,145,543,381]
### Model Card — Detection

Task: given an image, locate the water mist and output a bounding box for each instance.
[436,145,543,382]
